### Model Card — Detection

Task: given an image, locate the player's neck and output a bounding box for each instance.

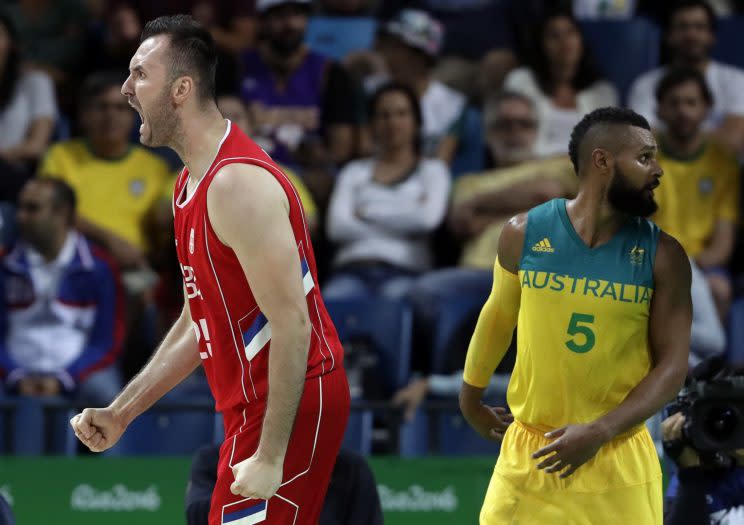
[177,109,228,183]
[567,191,626,248]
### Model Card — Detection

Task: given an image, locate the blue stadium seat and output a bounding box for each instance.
[712,16,744,70]
[104,408,218,456]
[726,298,744,365]
[324,298,413,393]
[431,294,487,374]
[342,410,373,455]
[437,409,501,456]
[451,107,486,178]
[11,397,45,455]
[305,17,378,60]
[580,18,661,103]
[399,408,429,457]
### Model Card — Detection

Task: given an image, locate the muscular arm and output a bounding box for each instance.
[460,214,524,425]
[111,297,201,426]
[695,219,736,269]
[593,232,692,440]
[208,164,311,465]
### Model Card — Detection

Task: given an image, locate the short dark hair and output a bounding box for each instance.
[80,70,128,107]
[568,107,651,175]
[665,0,717,33]
[34,178,77,223]
[368,82,423,152]
[655,67,713,105]
[140,14,217,103]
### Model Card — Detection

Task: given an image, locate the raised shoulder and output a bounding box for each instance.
[497,213,528,274]
[207,163,290,246]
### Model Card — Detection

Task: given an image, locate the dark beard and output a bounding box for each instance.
[607,167,658,218]
[269,31,304,57]
[146,86,178,147]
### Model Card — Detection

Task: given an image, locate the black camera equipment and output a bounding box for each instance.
[667,357,744,454]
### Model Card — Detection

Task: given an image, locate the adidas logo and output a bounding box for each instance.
[532,238,555,253]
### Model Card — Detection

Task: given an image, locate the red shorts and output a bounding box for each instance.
[209,368,350,525]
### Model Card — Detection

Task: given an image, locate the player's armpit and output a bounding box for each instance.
[463,257,521,388]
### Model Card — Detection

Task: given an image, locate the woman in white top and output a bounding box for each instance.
[504,10,618,157]
[324,82,450,300]
[0,13,57,199]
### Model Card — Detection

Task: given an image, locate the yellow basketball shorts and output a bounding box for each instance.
[480,420,662,525]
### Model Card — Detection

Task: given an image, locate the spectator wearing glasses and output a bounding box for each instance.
[395,91,577,416]
[0,178,125,405]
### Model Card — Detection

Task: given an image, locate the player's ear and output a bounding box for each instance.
[172,76,193,105]
[590,147,611,172]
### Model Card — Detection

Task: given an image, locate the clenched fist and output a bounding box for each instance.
[230,454,284,500]
[70,407,126,452]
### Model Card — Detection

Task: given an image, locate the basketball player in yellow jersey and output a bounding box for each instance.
[460,107,692,524]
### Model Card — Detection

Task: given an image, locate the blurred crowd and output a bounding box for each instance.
[0,0,743,440]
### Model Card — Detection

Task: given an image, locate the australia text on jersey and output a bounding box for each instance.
[520,270,653,305]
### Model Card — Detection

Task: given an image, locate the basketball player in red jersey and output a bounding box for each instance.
[70,14,350,525]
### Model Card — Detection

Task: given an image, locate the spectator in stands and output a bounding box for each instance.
[217,94,319,235]
[239,0,361,167]
[628,0,744,153]
[0,12,57,201]
[503,9,618,158]
[375,0,517,104]
[372,9,467,164]
[0,179,124,405]
[393,92,576,415]
[652,68,738,318]
[324,82,450,300]
[6,0,86,88]
[39,71,173,270]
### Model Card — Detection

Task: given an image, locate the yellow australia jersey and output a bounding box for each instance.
[510,199,659,430]
[39,140,174,250]
[652,138,739,257]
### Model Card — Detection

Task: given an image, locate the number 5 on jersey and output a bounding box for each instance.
[566,313,595,353]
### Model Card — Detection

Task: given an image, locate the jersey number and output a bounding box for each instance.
[193,318,213,360]
[565,313,595,353]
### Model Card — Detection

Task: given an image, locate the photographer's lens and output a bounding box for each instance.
[704,405,739,442]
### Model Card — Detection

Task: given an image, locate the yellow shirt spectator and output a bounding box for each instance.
[652,138,739,258]
[39,140,174,251]
[453,156,577,269]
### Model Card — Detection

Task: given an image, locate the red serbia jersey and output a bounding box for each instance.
[173,120,344,437]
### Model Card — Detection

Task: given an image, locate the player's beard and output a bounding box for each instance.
[141,85,178,148]
[607,166,658,218]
